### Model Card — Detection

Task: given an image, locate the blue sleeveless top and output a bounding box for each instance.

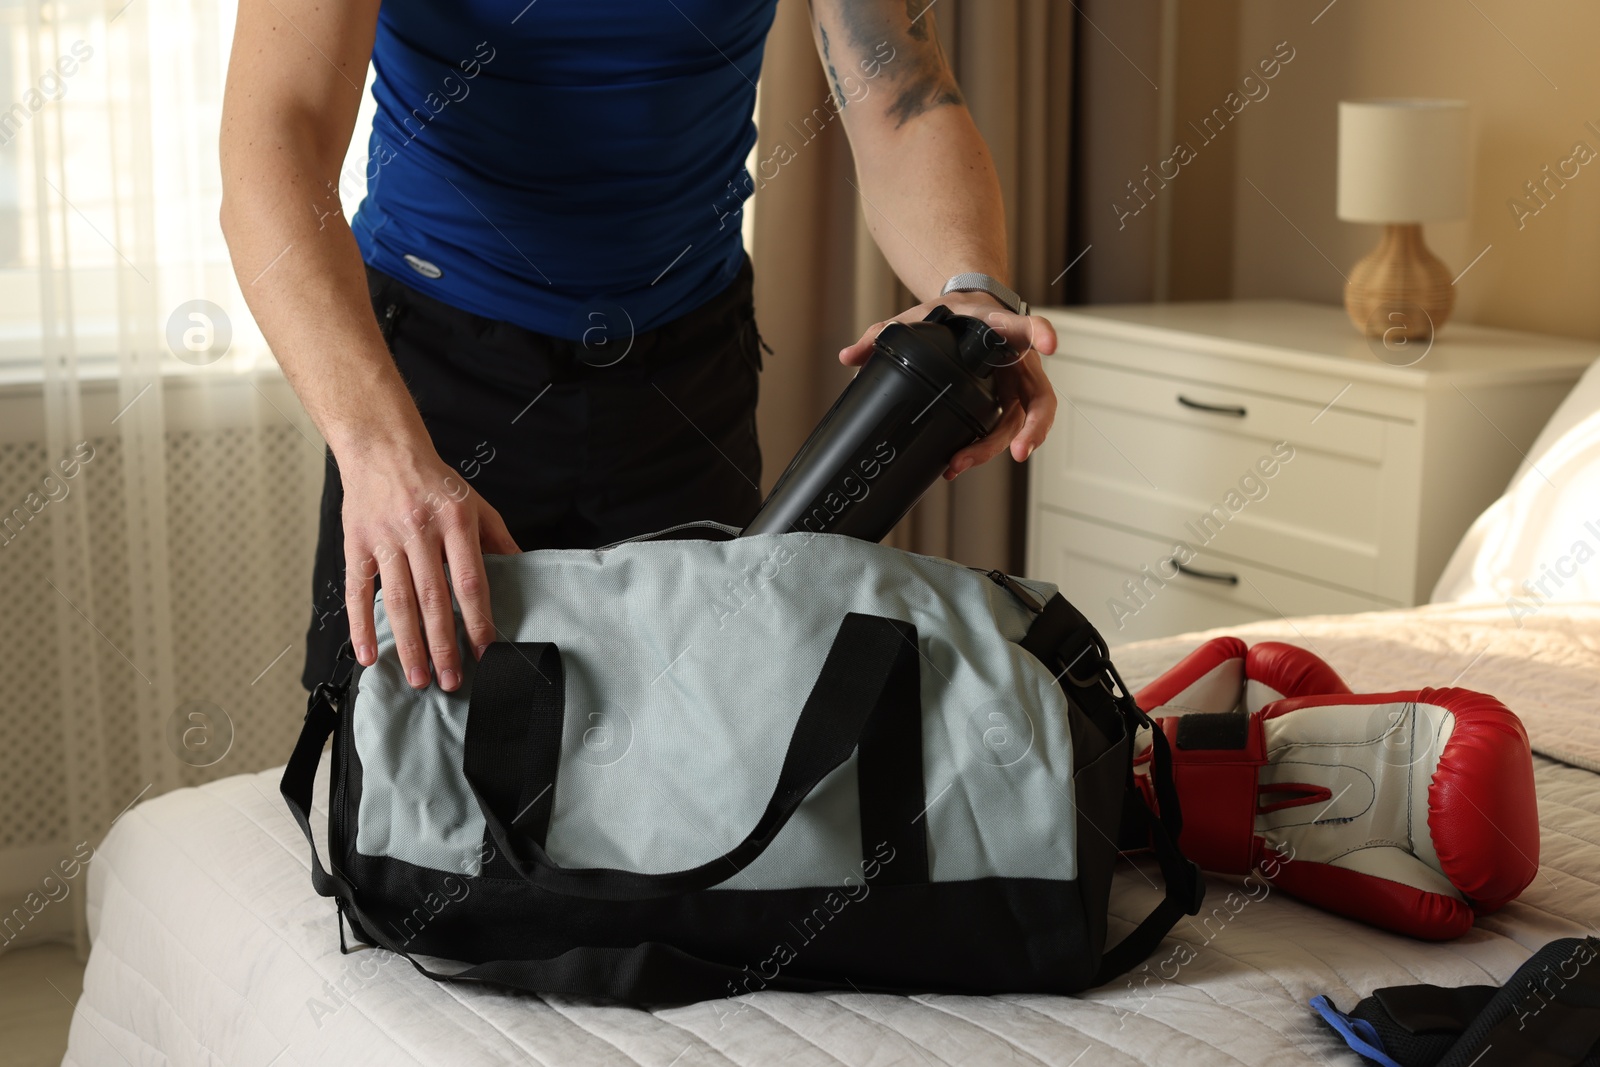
[351,0,779,340]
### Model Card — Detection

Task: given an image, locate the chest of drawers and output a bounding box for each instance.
[1026,301,1598,644]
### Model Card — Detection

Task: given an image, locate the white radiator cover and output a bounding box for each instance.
[0,369,325,950]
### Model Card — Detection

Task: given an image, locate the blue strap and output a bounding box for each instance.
[1311,994,1404,1067]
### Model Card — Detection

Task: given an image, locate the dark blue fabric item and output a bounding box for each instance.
[1310,939,1600,1067]
[351,0,779,340]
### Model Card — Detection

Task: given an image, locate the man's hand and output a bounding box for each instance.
[341,439,520,692]
[840,295,1058,480]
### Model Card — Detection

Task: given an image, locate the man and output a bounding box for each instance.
[220,0,1057,695]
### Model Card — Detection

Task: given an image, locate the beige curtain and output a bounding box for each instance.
[0,0,325,955]
[750,0,1073,572]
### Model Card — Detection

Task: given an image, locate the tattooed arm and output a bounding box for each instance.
[807,0,1056,475]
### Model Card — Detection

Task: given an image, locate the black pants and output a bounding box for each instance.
[302,260,764,689]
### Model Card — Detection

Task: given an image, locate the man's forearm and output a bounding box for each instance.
[810,0,1009,304]
[220,133,427,462]
[853,102,1008,303]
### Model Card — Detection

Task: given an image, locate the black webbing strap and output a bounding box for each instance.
[462,612,924,901]
[1020,592,1106,681]
[1093,715,1204,984]
[1021,594,1205,985]
[462,643,563,844]
[282,682,346,901]
[463,636,928,881]
[856,637,929,885]
[279,681,852,1000]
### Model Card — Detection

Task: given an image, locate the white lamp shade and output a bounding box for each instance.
[1338,99,1470,223]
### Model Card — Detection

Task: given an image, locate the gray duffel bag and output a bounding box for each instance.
[283,523,1201,1002]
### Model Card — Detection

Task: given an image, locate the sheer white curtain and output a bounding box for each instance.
[0,0,326,953]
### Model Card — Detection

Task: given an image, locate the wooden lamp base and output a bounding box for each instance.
[1344,223,1455,340]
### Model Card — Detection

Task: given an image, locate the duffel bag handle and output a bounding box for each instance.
[463,611,926,901]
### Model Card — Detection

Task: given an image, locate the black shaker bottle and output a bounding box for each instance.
[741,305,1008,542]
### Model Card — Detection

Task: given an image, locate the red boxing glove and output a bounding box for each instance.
[1134,638,1540,940]
[1132,637,1350,814]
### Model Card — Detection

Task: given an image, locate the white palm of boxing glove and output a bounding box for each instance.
[1134,638,1541,940]
[1131,636,1352,804]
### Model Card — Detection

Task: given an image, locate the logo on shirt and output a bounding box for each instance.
[402,253,443,280]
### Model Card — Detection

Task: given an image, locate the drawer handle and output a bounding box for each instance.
[1171,561,1240,586]
[1177,394,1247,417]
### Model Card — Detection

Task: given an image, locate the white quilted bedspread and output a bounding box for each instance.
[65,604,1600,1067]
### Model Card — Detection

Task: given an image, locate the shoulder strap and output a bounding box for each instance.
[1021,594,1205,985]
[1093,714,1204,983]
[282,679,357,903]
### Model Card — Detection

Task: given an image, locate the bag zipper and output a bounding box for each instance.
[983,568,1046,614]
[566,529,1050,615]
[598,519,742,550]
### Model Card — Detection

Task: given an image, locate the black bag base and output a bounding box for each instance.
[340,855,1102,1002]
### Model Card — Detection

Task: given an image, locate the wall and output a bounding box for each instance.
[1226,0,1600,340]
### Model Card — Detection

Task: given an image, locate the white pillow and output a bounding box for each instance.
[1432,359,1600,607]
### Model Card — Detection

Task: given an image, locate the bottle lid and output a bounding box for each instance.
[873,307,1008,436]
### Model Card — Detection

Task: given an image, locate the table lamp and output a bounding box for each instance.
[1337,99,1470,340]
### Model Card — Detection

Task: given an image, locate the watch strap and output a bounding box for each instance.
[941,272,1029,317]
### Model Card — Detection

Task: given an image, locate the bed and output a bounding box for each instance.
[65,365,1600,1066]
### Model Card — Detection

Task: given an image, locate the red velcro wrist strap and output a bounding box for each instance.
[1162,715,1266,875]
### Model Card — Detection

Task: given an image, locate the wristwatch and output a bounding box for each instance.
[941,272,1029,317]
